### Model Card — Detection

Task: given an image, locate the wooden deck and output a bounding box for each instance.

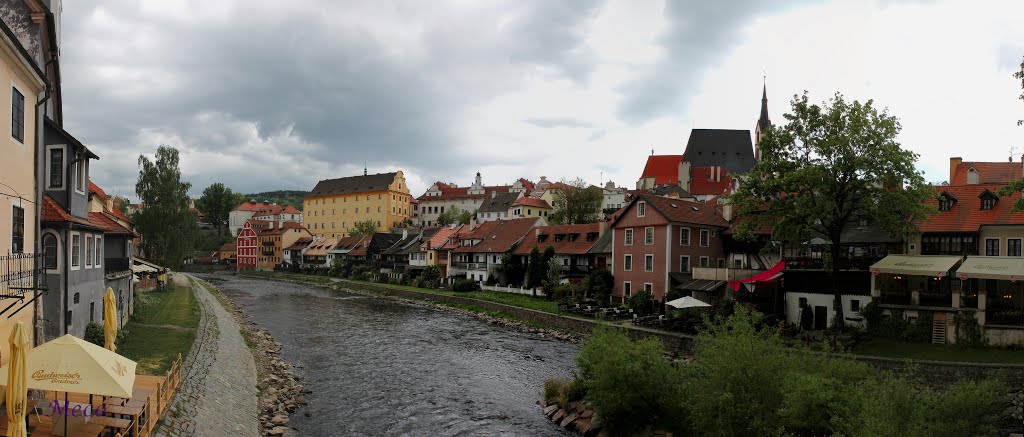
[0,354,183,437]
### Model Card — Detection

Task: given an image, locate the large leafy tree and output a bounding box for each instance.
[1016,55,1024,126]
[196,182,236,235]
[437,206,471,226]
[730,92,933,327]
[1000,57,1024,207]
[350,219,378,238]
[135,146,197,269]
[549,178,603,224]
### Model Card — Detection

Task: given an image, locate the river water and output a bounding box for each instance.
[198,275,579,436]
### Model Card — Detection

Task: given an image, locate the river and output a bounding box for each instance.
[198,275,579,436]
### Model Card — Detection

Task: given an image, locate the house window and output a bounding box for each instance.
[73,292,80,304]
[90,302,95,322]
[48,147,64,188]
[680,256,690,272]
[637,202,646,217]
[624,254,632,271]
[644,227,654,245]
[11,206,23,253]
[981,197,996,210]
[644,283,653,293]
[624,229,633,245]
[43,233,57,269]
[850,299,861,312]
[985,238,999,256]
[699,229,710,247]
[71,233,81,268]
[699,256,709,267]
[95,236,102,266]
[11,87,24,142]
[623,281,631,297]
[680,227,690,245]
[644,254,654,272]
[1010,239,1022,257]
[86,235,95,267]
[75,159,86,193]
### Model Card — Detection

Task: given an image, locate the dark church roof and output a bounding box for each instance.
[682,129,756,173]
[307,173,397,197]
[758,84,771,132]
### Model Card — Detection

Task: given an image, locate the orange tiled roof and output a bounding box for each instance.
[87,180,107,199]
[951,162,1022,185]
[919,184,1024,232]
[417,182,511,201]
[513,223,602,255]
[88,212,137,236]
[640,155,684,185]
[688,167,733,196]
[423,225,464,250]
[346,236,372,256]
[612,194,729,228]
[41,196,99,229]
[513,197,550,208]
[453,218,540,253]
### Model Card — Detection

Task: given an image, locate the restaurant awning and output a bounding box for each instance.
[869,255,962,277]
[955,256,1024,281]
[729,261,785,292]
[676,279,726,292]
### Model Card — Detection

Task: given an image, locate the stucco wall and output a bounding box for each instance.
[785,291,872,329]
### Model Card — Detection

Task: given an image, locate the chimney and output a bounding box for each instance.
[598,219,608,237]
[536,227,542,236]
[949,157,962,183]
[723,203,734,222]
[491,191,497,199]
[402,229,408,239]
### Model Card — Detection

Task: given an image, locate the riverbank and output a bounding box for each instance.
[119,283,200,375]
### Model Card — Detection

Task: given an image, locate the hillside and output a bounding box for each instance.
[242,190,308,210]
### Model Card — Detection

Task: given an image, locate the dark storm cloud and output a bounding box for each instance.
[57,0,603,195]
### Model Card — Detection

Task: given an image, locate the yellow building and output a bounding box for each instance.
[511,197,552,219]
[257,222,312,270]
[0,18,47,352]
[303,171,412,238]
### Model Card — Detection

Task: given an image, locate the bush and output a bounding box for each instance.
[565,378,587,404]
[628,290,654,315]
[551,284,572,303]
[84,322,104,347]
[544,379,566,406]
[377,275,390,284]
[451,278,480,293]
[577,327,690,435]
[421,265,441,283]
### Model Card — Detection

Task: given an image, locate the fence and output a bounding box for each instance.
[0,252,44,298]
[479,283,539,296]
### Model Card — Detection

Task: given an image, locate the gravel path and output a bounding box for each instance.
[155,274,259,437]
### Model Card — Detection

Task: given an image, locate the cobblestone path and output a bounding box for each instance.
[155,274,259,437]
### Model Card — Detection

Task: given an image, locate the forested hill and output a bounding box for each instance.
[242,190,308,210]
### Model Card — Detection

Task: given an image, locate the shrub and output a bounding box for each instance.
[551,284,572,303]
[451,278,480,293]
[84,322,105,347]
[565,378,587,404]
[544,379,566,406]
[628,290,653,315]
[577,327,690,435]
[377,275,390,284]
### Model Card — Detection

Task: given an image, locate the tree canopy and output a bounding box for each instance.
[134,146,197,269]
[999,57,1024,208]
[549,178,603,224]
[437,206,472,226]
[1016,55,1024,126]
[349,219,379,238]
[729,92,933,327]
[196,182,236,235]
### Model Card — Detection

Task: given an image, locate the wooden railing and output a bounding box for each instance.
[117,353,183,437]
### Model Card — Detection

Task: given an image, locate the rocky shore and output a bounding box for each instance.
[539,399,603,436]
[247,326,309,436]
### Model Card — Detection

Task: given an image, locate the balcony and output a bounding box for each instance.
[262,241,275,247]
[262,250,275,257]
[560,264,591,275]
[783,256,883,271]
[104,257,131,274]
[0,253,45,301]
[450,262,487,270]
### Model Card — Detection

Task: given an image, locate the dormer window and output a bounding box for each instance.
[966,167,979,185]
[537,234,548,242]
[554,234,565,242]
[637,201,646,217]
[938,192,957,212]
[980,190,998,211]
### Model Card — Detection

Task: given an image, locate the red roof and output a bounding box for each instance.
[245,219,272,232]
[346,237,372,256]
[951,162,1022,185]
[41,196,97,228]
[454,218,541,253]
[688,167,733,196]
[918,184,1024,232]
[87,180,107,200]
[422,225,464,250]
[283,238,312,251]
[640,155,684,185]
[109,198,132,223]
[417,183,511,201]
[613,194,729,228]
[258,221,309,236]
[88,212,138,236]
[283,205,301,214]
[233,202,268,212]
[513,197,550,208]
[513,223,602,255]
[219,243,237,251]
[334,236,364,251]
[517,178,535,193]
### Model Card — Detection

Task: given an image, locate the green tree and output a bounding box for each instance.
[549,178,603,224]
[437,206,471,226]
[196,182,236,235]
[729,92,933,327]
[350,219,379,238]
[495,252,525,286]
[135,145,197,269]
[585,270,613,304]
[526,246,544,289]
[1016,55,1024,126]
[1000,57,1024,208]
[421,265,441,284]
[545,256,562,292]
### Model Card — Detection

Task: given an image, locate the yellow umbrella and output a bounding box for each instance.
[103,287,117,352]
[6,322,29,437]
[0,334,136,398]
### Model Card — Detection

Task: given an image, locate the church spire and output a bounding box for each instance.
[758,81,770,131]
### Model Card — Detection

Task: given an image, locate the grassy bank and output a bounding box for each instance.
[119,284,201,375]
[852,338,1024,364]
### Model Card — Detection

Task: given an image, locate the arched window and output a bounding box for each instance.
[73,292,80,304]
[43,233,58,269]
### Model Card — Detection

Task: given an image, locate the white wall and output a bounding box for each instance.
[417,198,485,226]
[785,292,872,329]
[229,210,256,236]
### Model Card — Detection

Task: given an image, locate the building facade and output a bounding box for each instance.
[303,171,412,238]
[236,220,259,270]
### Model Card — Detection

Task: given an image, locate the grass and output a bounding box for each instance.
[119,284,201,375]
[852,338,1024,364]
[437,301,552,329]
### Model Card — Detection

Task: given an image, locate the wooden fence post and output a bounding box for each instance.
[146,395,153,433]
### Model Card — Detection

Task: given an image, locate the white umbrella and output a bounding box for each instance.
[666,296,712,309]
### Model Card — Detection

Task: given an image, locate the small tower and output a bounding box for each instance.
[475,171,482,186]
[754,81,771,160]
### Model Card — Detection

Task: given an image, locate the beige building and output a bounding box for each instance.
[303,171,412,238]
[0,18,47,352]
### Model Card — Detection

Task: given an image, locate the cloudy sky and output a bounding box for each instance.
[59,0,1024,200]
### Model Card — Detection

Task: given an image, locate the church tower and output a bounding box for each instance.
[754,82,771,160]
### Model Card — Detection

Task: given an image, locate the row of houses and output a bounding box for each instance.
[0,2,159,350]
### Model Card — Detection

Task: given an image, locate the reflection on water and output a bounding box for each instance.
[198,275,578,436]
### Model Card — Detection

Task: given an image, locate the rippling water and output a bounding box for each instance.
[198,275,578,436]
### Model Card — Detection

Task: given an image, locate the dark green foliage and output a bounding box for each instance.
[584,270,614,304]
[729,92,934,328]
[800,302,814,331]
[544,379,565,406]
[350,219,378,238]
[421,265,441,284]
[194,229,235,251]
[437,206,471,226]
[577,328,690,435]
[196,182,237,234]
[240,190,307,211]
[135,146,197,269]
[496,252,524,286]
[84,322,104,346]
[628,290,653,315]
[451,278,480,293]
[953,310,984,346]
[549,178,603,225]
[526,247,544,289]
[864,306,934,343]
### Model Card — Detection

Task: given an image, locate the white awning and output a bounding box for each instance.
[955,256,1024,281]
[869,255,962,277]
